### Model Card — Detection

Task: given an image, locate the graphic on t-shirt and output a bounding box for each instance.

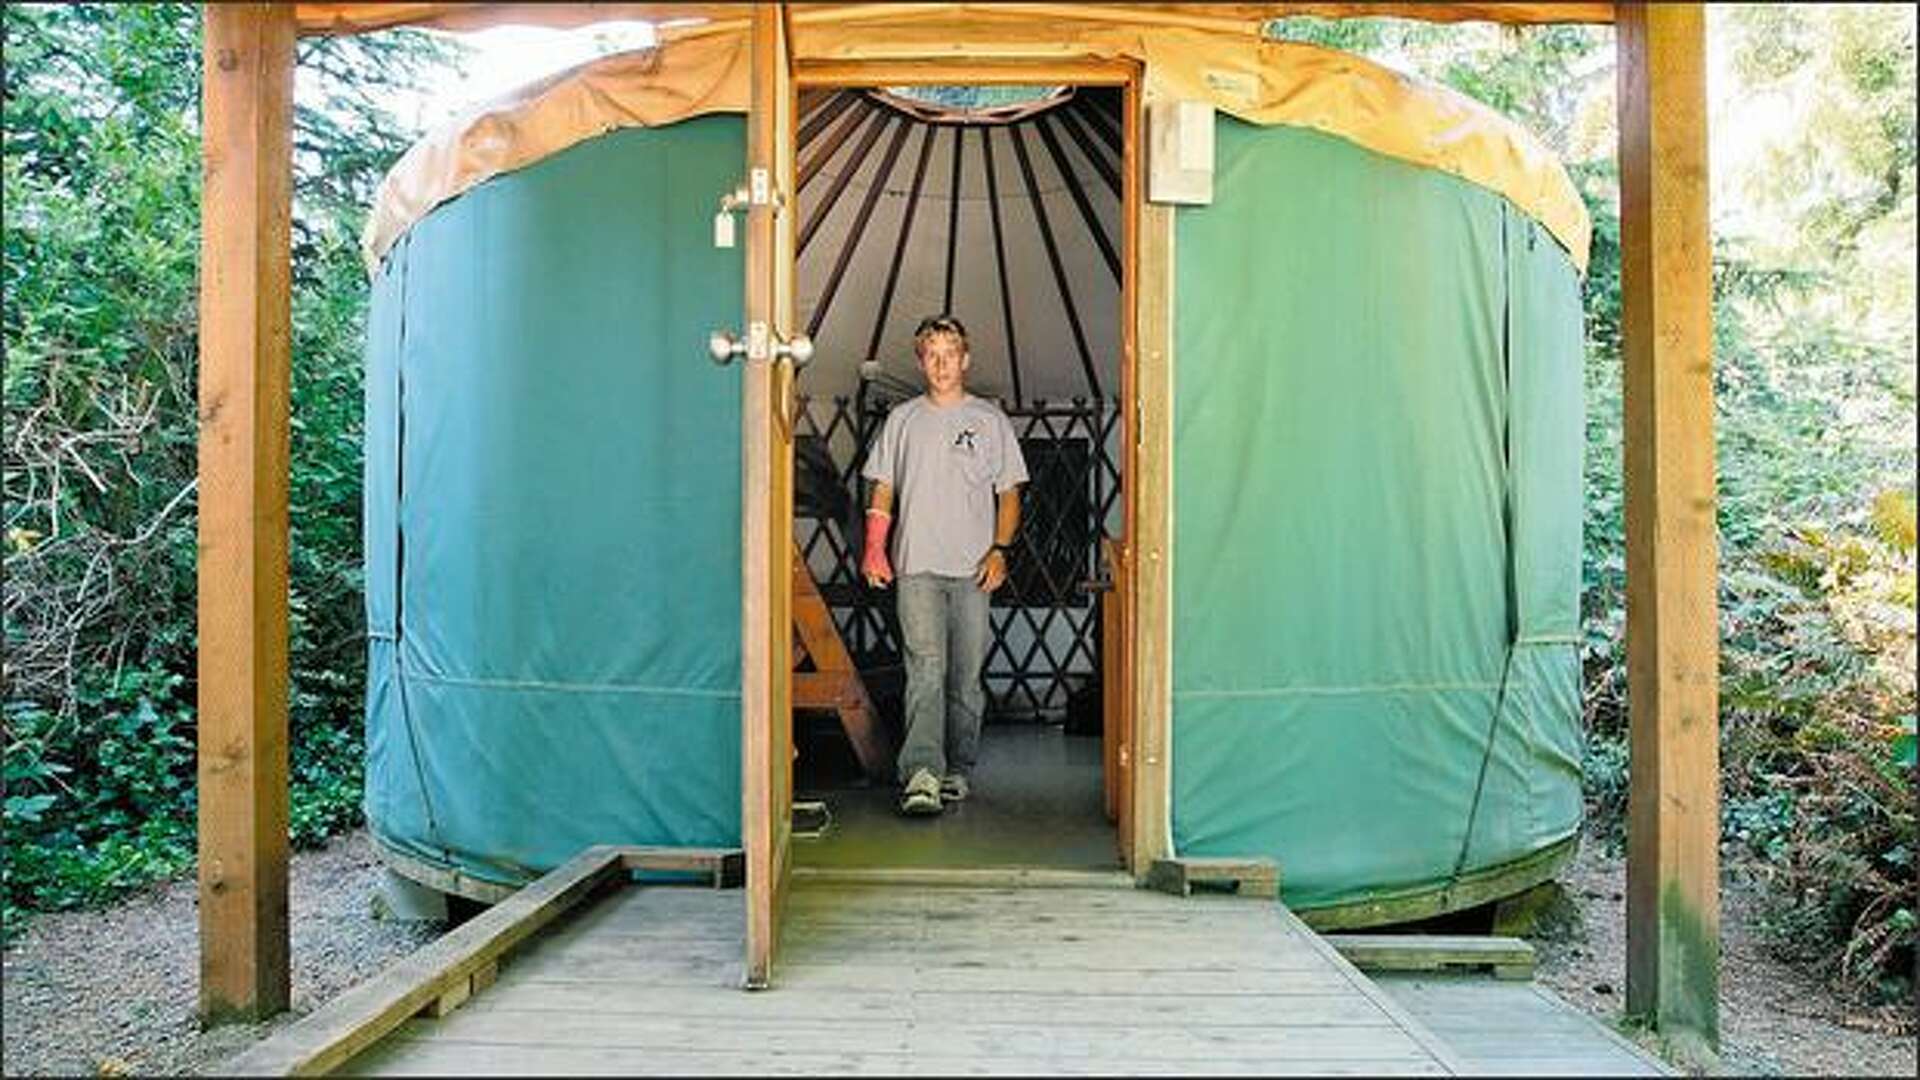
[954,428,978,452]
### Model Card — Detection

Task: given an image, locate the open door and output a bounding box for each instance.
[741,2,799,990]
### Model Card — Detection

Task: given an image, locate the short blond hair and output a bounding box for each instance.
[912,313,969,356]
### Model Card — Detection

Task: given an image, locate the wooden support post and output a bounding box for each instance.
[197,2,295,1025]
[1616,1,1720,1047]
[1131,202,1175,874]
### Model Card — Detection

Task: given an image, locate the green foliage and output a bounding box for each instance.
[2,3,463,936]
[1344,9,1916,1013]
[2,668,197,932]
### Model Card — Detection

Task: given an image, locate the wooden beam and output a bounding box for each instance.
[1144,856,1280,900]
[221,846,742,1075]
[1324,934,1536,980]
[803,115,909,338]
[980,127,1025,407]
[791,543,890,777]
[1007,125,1101,400]
[864,124,937,362]
[796,95,875,193]
[797,58,1137,88]
[795,87,857,148]
[1131,199,1174,875]
[942,124,964,315]
[293,2,1617,38]
[197,1,296,1026]
[741,0,796,993]
[1053,103,1123,202]
[1115,71,1140,869]
[1034,114,1123,283]
[797,109,889,251]
[1616,1,1720,1047]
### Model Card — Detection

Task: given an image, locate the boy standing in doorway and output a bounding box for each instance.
[861,314,1028,816]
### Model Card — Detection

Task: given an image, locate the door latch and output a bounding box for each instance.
[708,327,815,370]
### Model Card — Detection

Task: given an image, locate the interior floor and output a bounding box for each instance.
[793,721,1118,870]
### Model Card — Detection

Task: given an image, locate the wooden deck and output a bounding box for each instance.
[215,861,1678,1077]
[337,876,1474,1076]
[1374,974,1673,1076]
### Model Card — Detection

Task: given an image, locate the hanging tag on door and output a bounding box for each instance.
[714,210,736,249]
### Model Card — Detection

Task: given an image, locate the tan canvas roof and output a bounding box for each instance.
[295,3,1615,36]
[363,6,1593,272]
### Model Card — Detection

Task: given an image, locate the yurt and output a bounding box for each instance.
[360,6,1589,929]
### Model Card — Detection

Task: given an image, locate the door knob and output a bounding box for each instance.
[709,329,747,365]
[777,333,814,370]
[708,328,813,369]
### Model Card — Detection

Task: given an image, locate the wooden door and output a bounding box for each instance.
[742,1,798,990]
[1106,77,1141,869]
[1103,538,1133,858]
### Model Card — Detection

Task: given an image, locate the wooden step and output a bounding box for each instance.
[617,845,745,888]
[1323,933,1536,980]
[791,542,891,778]
[1144,856,1279,899]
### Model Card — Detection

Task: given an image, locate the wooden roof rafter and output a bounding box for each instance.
[864,123,938,363]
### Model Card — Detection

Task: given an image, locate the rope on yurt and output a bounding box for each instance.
[386,234,448,860]
[1443,205,1520,906]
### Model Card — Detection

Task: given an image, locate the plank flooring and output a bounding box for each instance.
[345,881,1462,1075]
[1372,973,1675,1076]
[339,880,1670,1077]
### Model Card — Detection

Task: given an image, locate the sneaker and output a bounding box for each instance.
[899,768,943,816]
[940,772,970,802]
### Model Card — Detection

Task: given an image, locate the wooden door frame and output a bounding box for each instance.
[742,1,798,990]
[793,56,1163,876]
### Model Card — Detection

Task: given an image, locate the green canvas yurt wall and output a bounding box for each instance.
[1170,118,1585,921]
[363,80,1585,918]
[363,117,747,888]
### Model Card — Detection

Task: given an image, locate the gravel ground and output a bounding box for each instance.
[3,825,1912,1076]
[2,830,443,1078]
[1534,832,1917,1077]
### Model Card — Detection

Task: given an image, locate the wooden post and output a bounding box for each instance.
[742,0,796,992]
[197,2,295,1024]
[1616,1,1719,1046]
[1131,200,1175,873]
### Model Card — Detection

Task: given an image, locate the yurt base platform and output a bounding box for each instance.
[224,864,1671,1077]
[794,721,1121,872]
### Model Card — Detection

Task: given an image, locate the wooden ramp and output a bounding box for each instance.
[1373,973,1674,1076]
[334,877,1466,1076]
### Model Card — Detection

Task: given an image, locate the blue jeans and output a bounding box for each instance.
[895,573,991,784]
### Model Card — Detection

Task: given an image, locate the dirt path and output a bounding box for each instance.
[2,830,442,1077]
[1533,833,1916,1076]
[3,826,1912,1075]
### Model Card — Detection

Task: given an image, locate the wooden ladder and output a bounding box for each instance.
[792,541,890,778]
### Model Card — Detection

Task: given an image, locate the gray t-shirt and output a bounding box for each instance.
[862,394,1029,578]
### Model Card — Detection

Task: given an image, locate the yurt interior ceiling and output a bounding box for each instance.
[795,85,1123,406]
